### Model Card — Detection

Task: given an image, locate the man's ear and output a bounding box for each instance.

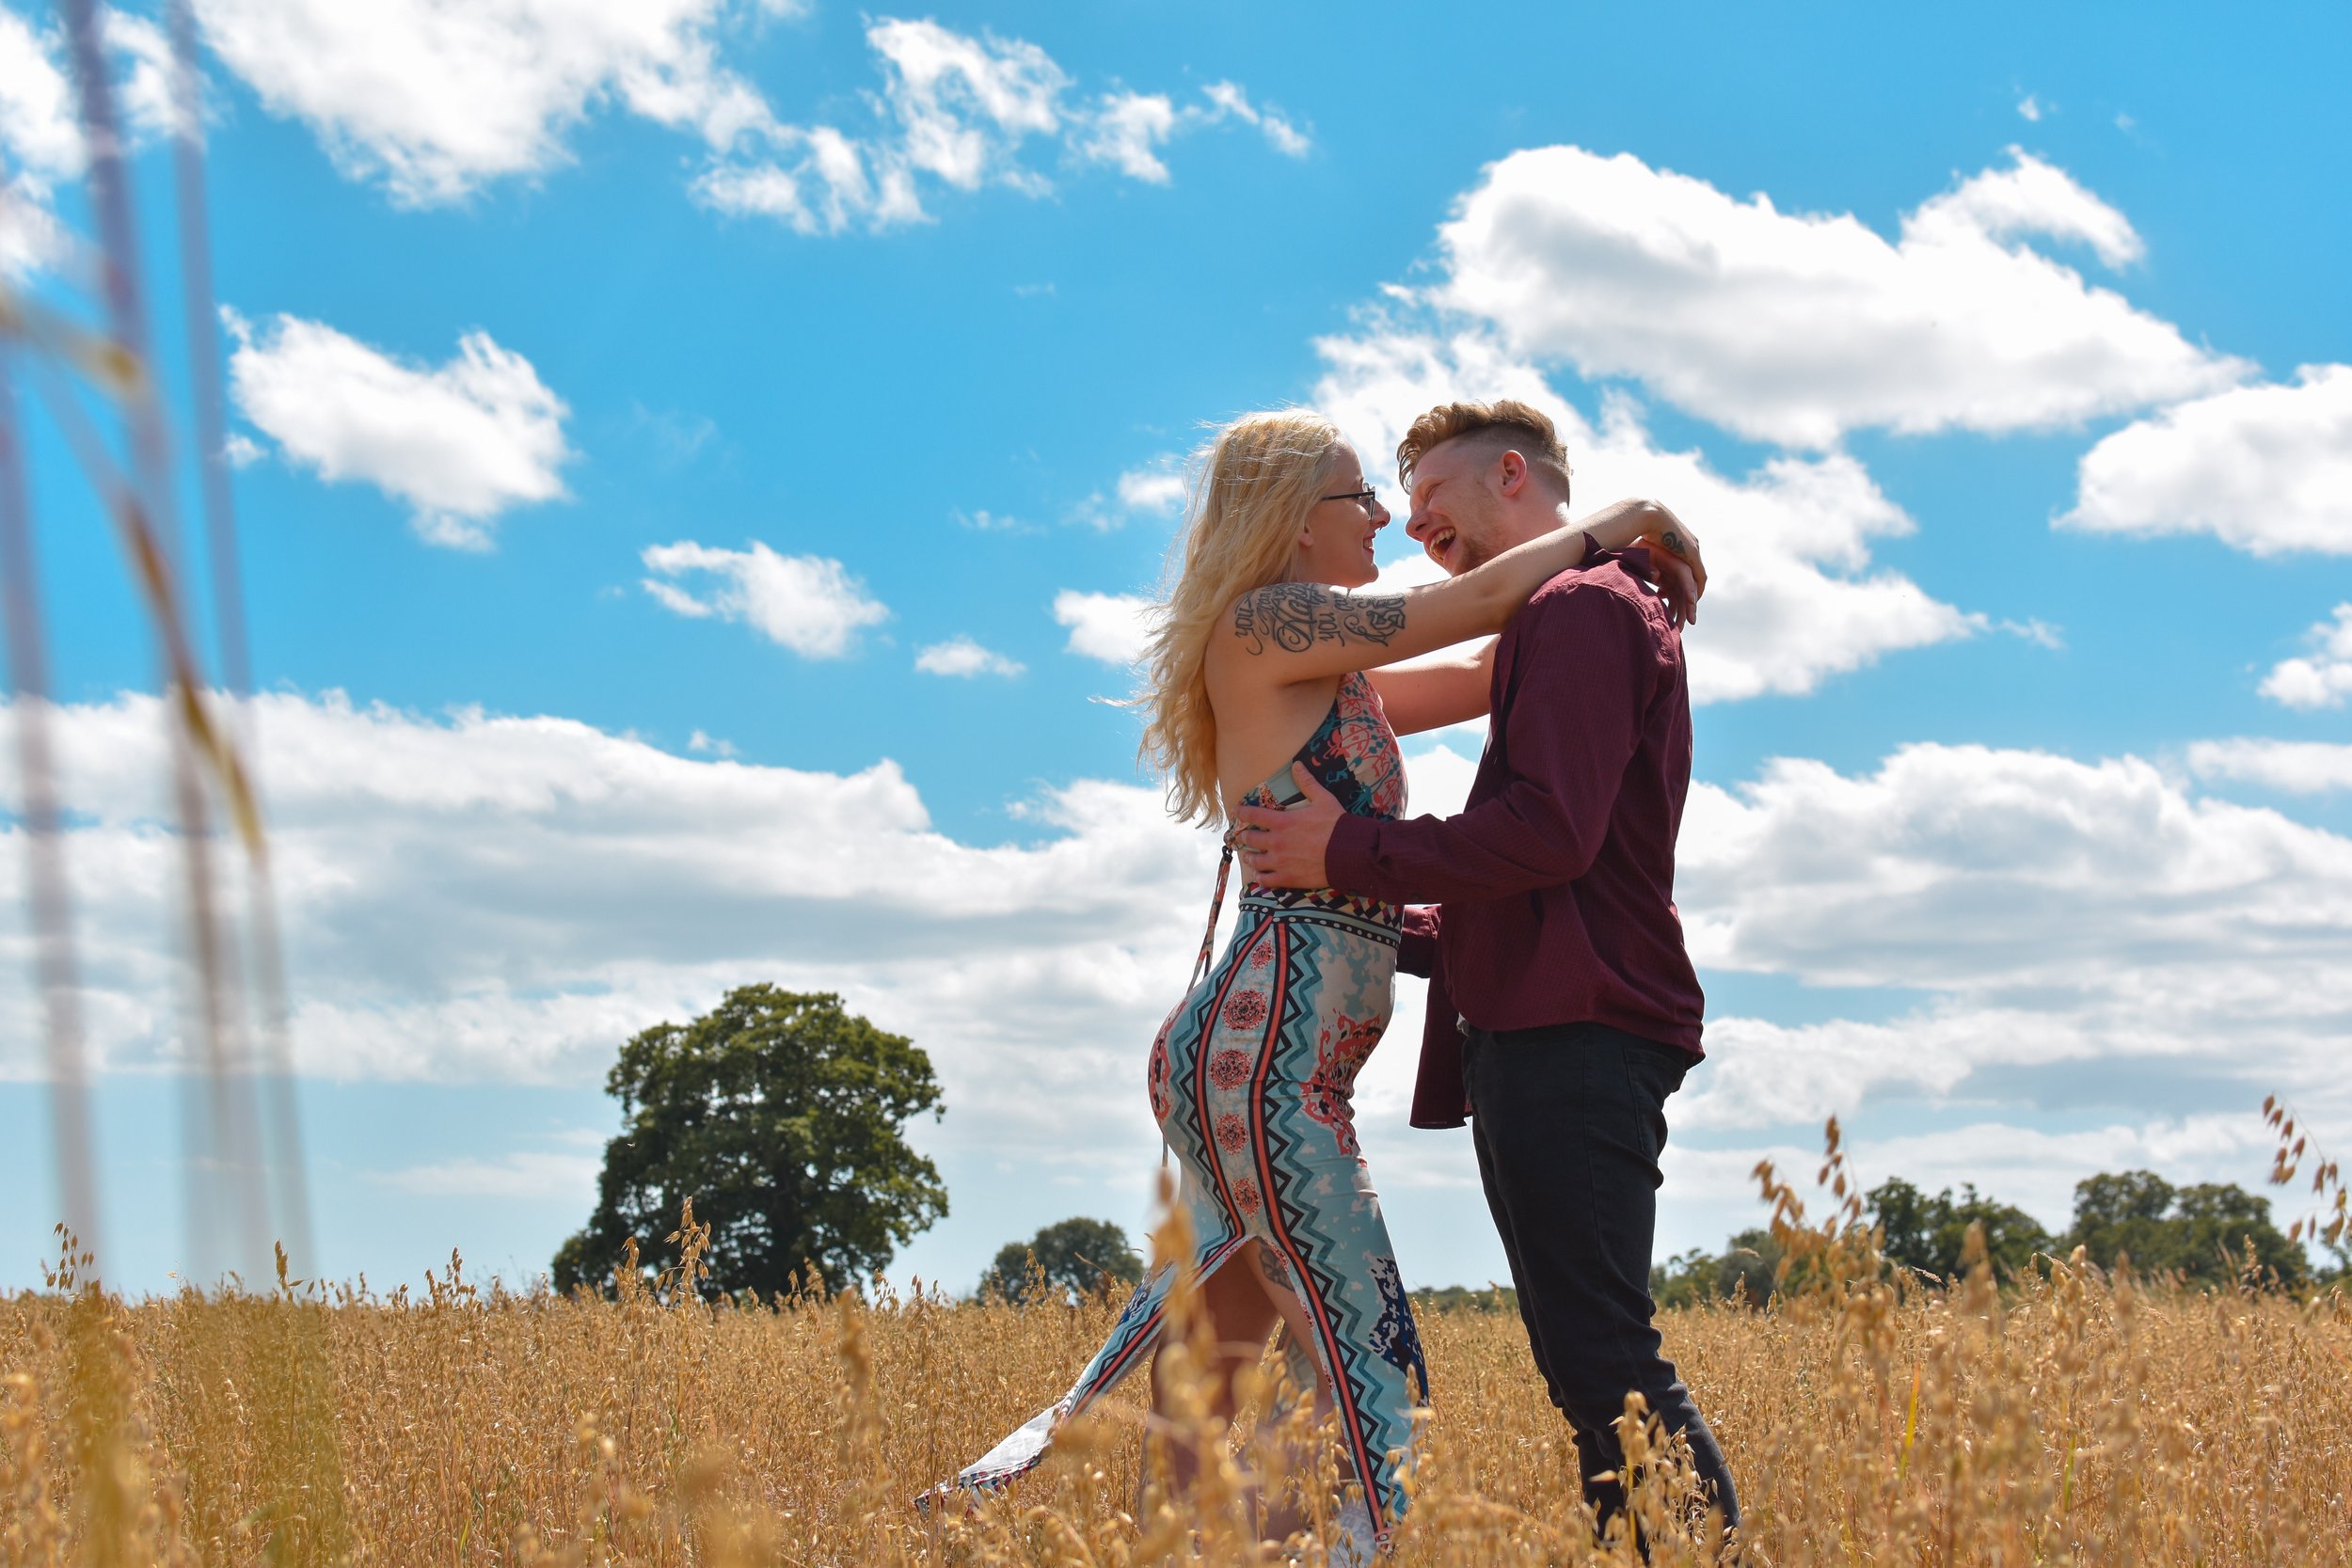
[1495,450,1528,498]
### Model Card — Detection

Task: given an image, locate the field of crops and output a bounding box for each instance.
[6,1221,2349,1568]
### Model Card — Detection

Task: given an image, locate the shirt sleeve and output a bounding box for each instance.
[1327,579,1653,906]
[1396,904,1439,977]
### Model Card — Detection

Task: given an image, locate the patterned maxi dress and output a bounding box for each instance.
[935,672,1430,1549]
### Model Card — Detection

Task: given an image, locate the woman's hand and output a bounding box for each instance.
[1636,503,1706,603]
[1635,502,1705,626]
[1578,498,1707,626]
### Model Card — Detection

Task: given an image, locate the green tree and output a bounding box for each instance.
[1651,1227,1785,1309]
[979,1217,1143,1303]
[2063,1170,2305,1285]
[1868,1178,2054,1282]
[553,987,946,1297]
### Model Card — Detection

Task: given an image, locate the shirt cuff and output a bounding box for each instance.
[1397,905,1438,978]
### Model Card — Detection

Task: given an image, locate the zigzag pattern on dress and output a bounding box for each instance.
[930,673,1428,1546]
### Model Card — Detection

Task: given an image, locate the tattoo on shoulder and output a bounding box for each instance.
[1231,585,1406,656]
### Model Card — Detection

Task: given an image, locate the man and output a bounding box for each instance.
[1234,398,1739,1544]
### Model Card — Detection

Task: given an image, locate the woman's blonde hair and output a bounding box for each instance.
[1139,409,1347,826]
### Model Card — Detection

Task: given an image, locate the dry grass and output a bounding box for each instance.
[5,1215,2350,1568]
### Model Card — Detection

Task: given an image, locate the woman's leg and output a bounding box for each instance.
[1148,1240,1343,1546]
[1148,1240,1280,1485]
[1247,1255,1342,1546]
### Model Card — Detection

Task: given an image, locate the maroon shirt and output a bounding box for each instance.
[1326,545,1705,1129]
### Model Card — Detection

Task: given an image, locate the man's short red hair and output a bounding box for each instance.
[1395,398,1573,496]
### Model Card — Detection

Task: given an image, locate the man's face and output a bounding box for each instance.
[1402,437,1509,578]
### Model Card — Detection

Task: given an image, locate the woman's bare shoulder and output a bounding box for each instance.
[1216,581,1407,660]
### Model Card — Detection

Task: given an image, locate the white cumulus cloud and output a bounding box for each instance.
[641,539,888,657]
[223,309,572,549]
[0,8,86,180]
[193,0,776,205]
[183,5,1298,230]
[2062,365,2352,557]
[1425,145,2245,447]
[5,695,2345,1278]
[0,6,188,277]
[99,8,181,145]
[1677,742,2352,1134]
[1053,590,1154,667]
[0,169,67,277]
[1315,328,1980,703]
[0,6,182,171]
[2258,603,2352,708]
[0,690,1226,1180]
[914,636,1024,678]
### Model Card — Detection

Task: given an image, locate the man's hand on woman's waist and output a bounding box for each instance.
[1232,763,1341,889]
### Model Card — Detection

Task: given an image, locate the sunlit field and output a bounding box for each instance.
[7,1220,2348,1567]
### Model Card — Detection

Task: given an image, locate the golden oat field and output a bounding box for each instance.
[5,1212,2350,1568]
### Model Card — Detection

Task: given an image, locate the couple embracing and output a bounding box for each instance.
[940,398,1740,1558]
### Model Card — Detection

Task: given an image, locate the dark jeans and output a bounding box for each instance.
[1464,1021,1740,1542]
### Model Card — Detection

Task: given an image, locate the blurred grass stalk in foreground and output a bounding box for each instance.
[3,3,334,1560]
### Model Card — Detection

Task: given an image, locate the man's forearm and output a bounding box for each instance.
[1328,798,1603,908]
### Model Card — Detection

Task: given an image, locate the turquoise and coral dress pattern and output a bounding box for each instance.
[935,672,1429,1544]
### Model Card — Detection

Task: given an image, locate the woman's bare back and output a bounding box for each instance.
[1207,666,1343,819]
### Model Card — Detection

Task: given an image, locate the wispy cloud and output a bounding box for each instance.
[1072,80,1309,184]
[2187,737,2352,794]
[915,636,1025,677]
[1115,458,1188,518]
[694,20,1303,235]
[955,508,1034,533]
[641,540,888,657]
[373,1150,600,1201]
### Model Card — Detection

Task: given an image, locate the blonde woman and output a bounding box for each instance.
[934,410,1703,1555]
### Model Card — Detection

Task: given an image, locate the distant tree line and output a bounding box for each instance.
[1653,1168,2329,1308]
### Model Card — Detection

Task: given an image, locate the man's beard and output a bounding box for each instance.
[1449,532,1499,576]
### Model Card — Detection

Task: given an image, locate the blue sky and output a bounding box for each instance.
[3,0,2349,1295]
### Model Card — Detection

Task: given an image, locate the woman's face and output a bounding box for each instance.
[1291,442,1391,589]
